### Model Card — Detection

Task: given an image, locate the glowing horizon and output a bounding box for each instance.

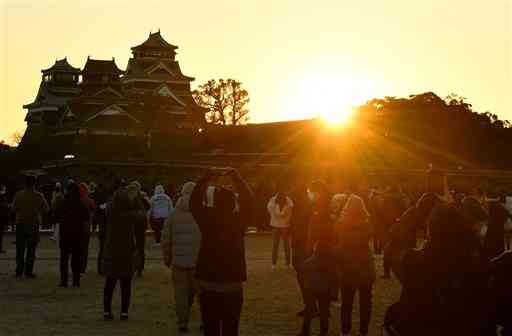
[1,0,510,143]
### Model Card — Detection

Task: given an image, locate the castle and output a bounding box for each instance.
[21,31,207,165]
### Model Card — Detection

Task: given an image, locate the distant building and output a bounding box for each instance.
[21,31,206,163]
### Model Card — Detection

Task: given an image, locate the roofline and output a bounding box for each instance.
[131,45,178,51]
[82,58,124,75]
[122,77,194,84]
[84,104,141,123]
[41,68,81,74]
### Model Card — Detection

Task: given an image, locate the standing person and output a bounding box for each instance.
[386,193,441,281]
[386,204,490,335]
[268,186,294,269]
[461,193,489,242]
[336,195,375,336]
[484,194,508,260]
[298,180,334,336]
[330,194,348,221]
[162,182,201,333]
[381,186,408,278]
[368,188,383,254]
[91,183,107,233]
[489,251,512,335]
[132,181,150,277]
[299,236,336,336]
[0,187,9,254]
[12,175,49,279]
[149,185,173,245]
[329,193,348,307]
[254,182,271,232]
[102,183,140,321]
[190,168,252,336]
[55,183,90,288]
[50,182,64,241]
[290,181,313,317]
[79,183,96,274]
[91,183,108,275]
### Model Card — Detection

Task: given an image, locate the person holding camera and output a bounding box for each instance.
[190,168,252,336]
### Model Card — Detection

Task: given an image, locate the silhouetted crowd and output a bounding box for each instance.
[1,170,512,336]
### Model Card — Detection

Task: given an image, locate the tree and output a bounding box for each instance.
[193,79,250,125]
[358,92,512,168]
[10,131,23,146]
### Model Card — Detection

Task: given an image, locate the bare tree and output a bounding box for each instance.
[193,79,250,125]
[10,130,23,146]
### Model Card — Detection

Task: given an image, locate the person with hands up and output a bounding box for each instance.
[190,167,253,336]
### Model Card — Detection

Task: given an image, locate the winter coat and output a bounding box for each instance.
[12,189,49,228]
[385,206,421,281]
[267,195,294,229]
[190,175,252,284]
[303,248,338,294]
[149,186,173,219]
[162,184,201,268]
[290,192,312,271]
[484,201,508,260]
[307,198,332,253]
[336,215,376,287]
[55,196,90,250]
[102,189,141,278]
[396,241,490,336]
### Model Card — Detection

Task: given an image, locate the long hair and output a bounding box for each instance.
[427,204,476,273]
[339,194,370,228]
[275,192,288,210]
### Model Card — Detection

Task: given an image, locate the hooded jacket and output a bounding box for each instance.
[149,185,173,219]
[190,174,252,284]
[267,194,294,228]
[162,182,201,268]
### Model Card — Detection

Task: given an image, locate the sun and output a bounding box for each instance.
[320,106,354,127]
[278,68,365,126]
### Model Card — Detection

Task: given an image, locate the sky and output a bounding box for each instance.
[1,0,511,143]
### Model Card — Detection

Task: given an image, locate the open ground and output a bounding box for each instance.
[0,233,400,336]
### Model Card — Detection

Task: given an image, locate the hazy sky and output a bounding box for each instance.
[1,0,511,142]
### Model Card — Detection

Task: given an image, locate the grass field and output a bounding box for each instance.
[0,233,401,336]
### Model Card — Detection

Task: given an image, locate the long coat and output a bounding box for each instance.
[55,196,90,250]
[102,190,143,278]
[336,216,376,287]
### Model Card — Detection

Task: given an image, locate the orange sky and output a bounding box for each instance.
[1,0,511,143]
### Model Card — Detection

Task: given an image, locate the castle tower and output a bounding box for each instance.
[123,31,206,128]
[23,58,80,129]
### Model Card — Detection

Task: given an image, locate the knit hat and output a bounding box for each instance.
[154,185,165,195]
[181,182,196,196]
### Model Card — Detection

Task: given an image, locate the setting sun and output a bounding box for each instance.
[320,106,354,127]
[277,66,375,125]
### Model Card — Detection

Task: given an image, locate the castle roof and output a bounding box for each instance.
[131,31,178,52]
[41,58,80,74]
[82,58,124,75]
[124,58,194,81]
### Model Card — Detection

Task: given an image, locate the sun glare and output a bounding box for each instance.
[320,106,354,127]
[279,67,369,126]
